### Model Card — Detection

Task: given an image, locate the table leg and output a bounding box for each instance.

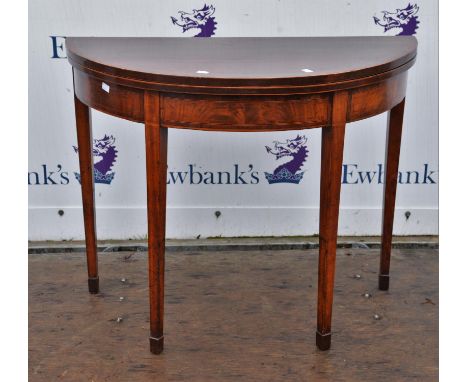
[316,91,348,350]
[74,95,99,294]
[379,98,405,291]
[144,92,168,354]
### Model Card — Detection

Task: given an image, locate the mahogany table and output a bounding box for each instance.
[66,37,417,354]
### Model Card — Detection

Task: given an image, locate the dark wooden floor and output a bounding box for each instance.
[29,248,438,381]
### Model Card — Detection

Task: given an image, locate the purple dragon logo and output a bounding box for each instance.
[73,134,118,185]
[171,4,217,37]
[374,3,420,36]
[264,135,308,184]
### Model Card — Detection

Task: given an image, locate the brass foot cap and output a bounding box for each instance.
[150,336,164,354]
[88,277,99,294]
[379,274,390,291]
[316,331,331,351]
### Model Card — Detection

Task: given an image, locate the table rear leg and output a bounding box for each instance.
[379,99,405,291]
[144,92,168,354]
[316,91,348,350]
[74,95,99,294]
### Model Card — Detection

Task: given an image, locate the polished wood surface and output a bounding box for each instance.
[316,91,348,350]
[74,69,144,122]
[73,94,99,294]
[67,37,416,94]
[144,92,168,354]
[160,93,331,131]
[68,37,417,354]
[380,99,406,291]
[73,68,409,127]
[66,37,416,87]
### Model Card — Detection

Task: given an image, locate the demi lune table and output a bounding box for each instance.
[66,36,417,354]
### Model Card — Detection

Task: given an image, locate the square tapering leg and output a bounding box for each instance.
[144,91,168,354]
[316,91,348,351]
[379,99,405,291]
[74,94,99,294]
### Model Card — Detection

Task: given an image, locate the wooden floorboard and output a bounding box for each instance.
[29,248,438,381]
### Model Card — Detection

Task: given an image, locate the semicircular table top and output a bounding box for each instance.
[66,36,417,90]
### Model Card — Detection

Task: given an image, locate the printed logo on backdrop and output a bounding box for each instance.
[28,133,438,186]
[73,135,118,185]
[264,135,308,184]
[50,36,67,59]
[171,4,217,37]
[373,3,420,36]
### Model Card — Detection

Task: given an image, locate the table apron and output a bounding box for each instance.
[73,68,407,130]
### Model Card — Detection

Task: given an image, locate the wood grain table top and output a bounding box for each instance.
[66,37,417,91]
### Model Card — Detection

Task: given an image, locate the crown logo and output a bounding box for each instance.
[264,168,305,184]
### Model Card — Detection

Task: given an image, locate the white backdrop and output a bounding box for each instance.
[28,0,438,240]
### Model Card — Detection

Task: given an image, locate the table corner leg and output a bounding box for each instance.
[74,94,99,295]
[379,98,405,291]
[145,91,167,356]
[316,90,348,353]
